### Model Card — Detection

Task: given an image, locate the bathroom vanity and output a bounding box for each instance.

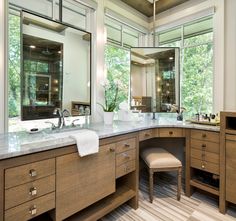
[0,114,234,220]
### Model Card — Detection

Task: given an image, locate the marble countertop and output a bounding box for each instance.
[0,117,220,160]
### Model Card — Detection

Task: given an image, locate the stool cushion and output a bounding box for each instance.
[140,147,182,169]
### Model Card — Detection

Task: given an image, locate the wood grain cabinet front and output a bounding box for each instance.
[5,158,55,189]
[5,192,55,221]
[190,130,220,174]
[226,136,236,204]
[139,129,153,141]
[158,128,184,137]
[56,144,116,221]
[5,175,55,210]
[116,138,136,153]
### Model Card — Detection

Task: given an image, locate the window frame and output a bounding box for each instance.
[157,16,214,116]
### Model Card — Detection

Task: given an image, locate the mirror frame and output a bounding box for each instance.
[130,47,180,113]
[20,10,92,120]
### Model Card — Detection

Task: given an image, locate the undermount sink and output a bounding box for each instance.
[20,129,88,149]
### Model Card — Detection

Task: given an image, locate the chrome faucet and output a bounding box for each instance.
[53,108,71,128]
[53,108,63,128]
[62,109,71,127]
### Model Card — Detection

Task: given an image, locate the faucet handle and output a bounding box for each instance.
[72,119,80,127]
[45,121,56,130]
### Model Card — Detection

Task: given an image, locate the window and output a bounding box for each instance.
[158,17,213,117]
[105,44,130,106]
[105,17,145,105]
[8,10,21,131]
[105,17,143,49]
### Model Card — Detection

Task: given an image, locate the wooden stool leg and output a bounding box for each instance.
[149,169,154,203]
[177,167,182,201]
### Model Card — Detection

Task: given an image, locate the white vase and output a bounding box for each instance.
[103,112,114,125]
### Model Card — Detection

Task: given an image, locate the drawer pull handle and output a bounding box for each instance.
[29,187,37,196]
[201,162,205,169]
[202,144,206,148]
[110,147,115,152]
[125,166,130,172]
[202,134,207,138]
[124,143,130,147]
[29,205,37,216]
[123,153,130,160]
[29,169,37,177]
[169,131,173,135]
[145,133,150,137]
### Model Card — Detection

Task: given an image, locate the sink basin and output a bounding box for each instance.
[20,129,88,149]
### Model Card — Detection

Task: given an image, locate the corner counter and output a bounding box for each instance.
[0,118,219,160]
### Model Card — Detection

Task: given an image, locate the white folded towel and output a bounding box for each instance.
[70,129,99,157]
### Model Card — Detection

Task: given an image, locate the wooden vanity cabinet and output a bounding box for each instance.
[55,144,116,221]
[3,158,56,221]
[187,129,220,197]
[225,135,236,204]
[220,112,236,213]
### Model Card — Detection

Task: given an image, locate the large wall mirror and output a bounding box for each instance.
[21,12,91,120]
[130,47,180,113]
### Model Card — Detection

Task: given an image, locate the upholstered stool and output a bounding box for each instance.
[140,147,182,203]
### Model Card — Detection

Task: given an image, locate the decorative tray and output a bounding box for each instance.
[189,120,220,126]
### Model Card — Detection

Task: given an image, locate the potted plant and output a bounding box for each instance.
[98,79,120,124]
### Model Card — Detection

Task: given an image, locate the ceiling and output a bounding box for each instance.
[120,0,190,17]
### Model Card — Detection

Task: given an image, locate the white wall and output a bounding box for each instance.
[0,0,6,133]
[63,31,90,111]
[224,0,236,111]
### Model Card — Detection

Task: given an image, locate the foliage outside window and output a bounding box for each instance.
[104,45,130,108]
[8,12,21,121]
[104,18,143,107]
[158,17,213,118]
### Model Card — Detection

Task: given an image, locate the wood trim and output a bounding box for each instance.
[220,112,226,213]
[185,129,193,197]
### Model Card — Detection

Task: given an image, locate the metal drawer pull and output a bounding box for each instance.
[124,143,130,147]
[202,144,206,148]
[202,133,207,138]
[145,133,150,137]
[110,147,115,152]
[29,169,37,177]
[201,162,205,169]
[123,153,130,160]
[29,205,37,216]
[169,131,173,135]
[29,187,37,196]
[125,166,130,172]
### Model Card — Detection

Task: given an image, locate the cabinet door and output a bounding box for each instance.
[56,144,116,221]
[226,139,236,204]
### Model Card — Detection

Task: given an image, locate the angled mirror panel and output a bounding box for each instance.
[130,47,180,113]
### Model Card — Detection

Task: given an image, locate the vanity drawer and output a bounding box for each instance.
[191,139,219,154]
[116,149,136,166]
[5,175,55,210]
[191,149,219,164]
[116,138,136,153]
[191,130,219,143]
[158,128,184,137]
[116,160,135,178]
[5,192,55,221]
[191,158,219,175]
[5,158,55,189]
[139,129,153,141]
